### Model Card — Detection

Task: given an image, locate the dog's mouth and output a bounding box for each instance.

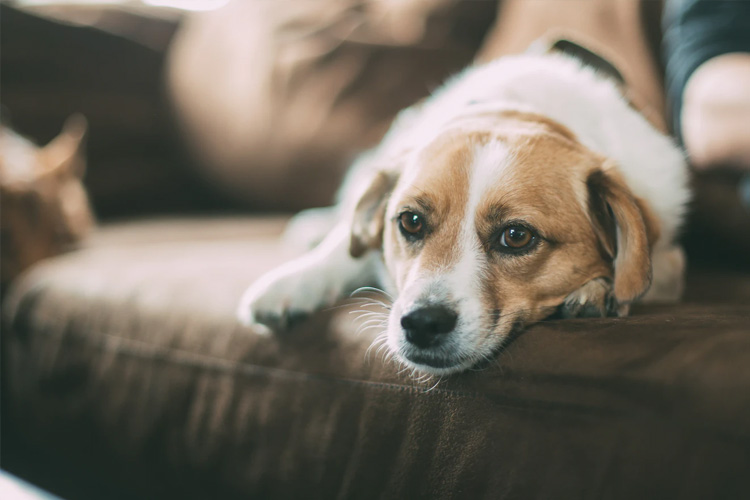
[403,352,464,369]
[397,319,525,374]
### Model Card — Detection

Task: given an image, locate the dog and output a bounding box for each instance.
[237,49,689,376]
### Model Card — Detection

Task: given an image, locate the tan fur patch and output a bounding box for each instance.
[380,112,650,337]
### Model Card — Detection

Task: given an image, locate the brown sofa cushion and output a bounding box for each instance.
[3,217,750,499]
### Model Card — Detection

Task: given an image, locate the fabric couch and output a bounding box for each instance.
[3,217,750,499]
[2,2,750,499]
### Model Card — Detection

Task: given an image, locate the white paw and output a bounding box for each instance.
[560,278,616,318]
[236,260,341,331]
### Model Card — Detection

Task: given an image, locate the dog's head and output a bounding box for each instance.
[349,111,658,374]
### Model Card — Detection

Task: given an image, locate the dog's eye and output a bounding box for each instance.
[499,225,534,250]
[398,211,424,238]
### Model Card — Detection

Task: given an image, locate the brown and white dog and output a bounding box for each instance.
[237,51,689,375]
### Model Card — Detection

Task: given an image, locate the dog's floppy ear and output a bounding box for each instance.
[586,163,660,311]
[349,170,398,258]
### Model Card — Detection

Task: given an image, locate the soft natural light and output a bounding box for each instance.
[14,0,231,11]
[142,0,230,11]
[17,0,127,5]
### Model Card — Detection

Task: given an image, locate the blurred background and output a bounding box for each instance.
[1,0,500,291]
[2,0,231,219]
[1,1,749,498]
[0,0,498,217]
[2,0,748,287]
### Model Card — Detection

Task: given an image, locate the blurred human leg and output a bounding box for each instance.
[663,0,750,170]
[681,53,750,170]
[167,0,494,210]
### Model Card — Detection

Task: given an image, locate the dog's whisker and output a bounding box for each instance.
[350,312,382,322]
[377,343,391,362]
[365,337,380,355]
[364,332,389,362]
[423,376,443,392]
[357,317,387,328]
[356,321,387,337]
[351,298,391,308]
[350,286,394,301]
[349,297,393,310]
[354,317,389,334]
[385,349,398,365]
[351,317,389,332]
[396,364,410,376]
[360,321,388,332]
[322,297,380,312]
[350,300,383,311]
[368,332,388,347]
[353,307,388,316]
[374,337,392,352]
[329,294,391,307]
[348,303,391,316]
[350,299,392,313]
[352,311,389,321]
[358,326,388,340]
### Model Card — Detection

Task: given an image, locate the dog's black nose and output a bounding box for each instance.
[401,306,458,348]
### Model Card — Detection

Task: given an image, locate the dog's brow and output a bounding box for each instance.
[484,204,509,223]
[475,204,509,241]
[405,195,434,214]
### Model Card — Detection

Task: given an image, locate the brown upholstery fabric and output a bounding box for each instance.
[3,217,750,499]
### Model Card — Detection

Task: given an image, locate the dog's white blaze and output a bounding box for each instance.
[447,142,512,325]
[468,141,513,208]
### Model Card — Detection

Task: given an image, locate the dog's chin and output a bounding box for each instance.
[396,350,476,376]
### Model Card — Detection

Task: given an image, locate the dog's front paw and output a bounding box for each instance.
[236,264,339,332]
[560,278,618,318]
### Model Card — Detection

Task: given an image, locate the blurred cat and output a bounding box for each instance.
[0,114,95,288]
